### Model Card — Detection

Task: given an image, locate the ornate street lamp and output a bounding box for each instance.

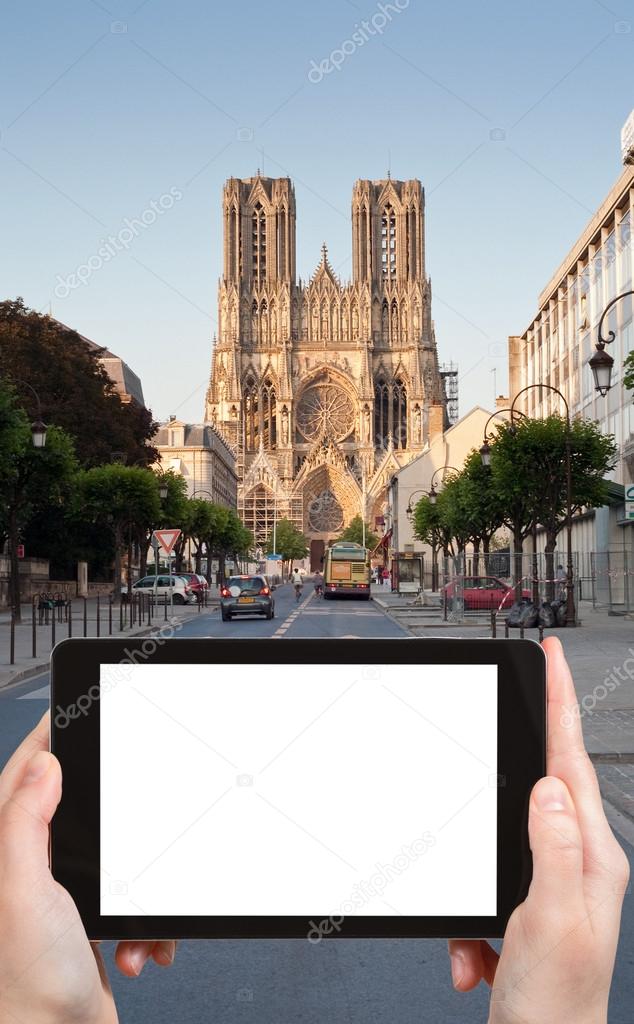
[479,407,528,468]
[509,385,575,625]
[158,478,168,500]
[589,289,634,395]
[12,380,47,449]
[428,466,460,504]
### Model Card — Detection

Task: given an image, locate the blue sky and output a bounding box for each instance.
[1,0,633,422]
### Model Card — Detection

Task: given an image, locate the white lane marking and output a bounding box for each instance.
[271,591,313,638]
[18,685,50,700]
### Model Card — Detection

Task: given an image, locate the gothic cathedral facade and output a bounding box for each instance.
[205,175,446,565]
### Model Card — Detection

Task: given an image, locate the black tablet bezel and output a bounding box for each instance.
[50,636,545,940]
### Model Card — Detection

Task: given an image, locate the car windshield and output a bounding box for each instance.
[227,576,263,594]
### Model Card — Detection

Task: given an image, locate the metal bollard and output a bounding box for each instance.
[51,608,56,648]
[109,595,113,635]
[68,600,73,638]
[10,614,15,665]
[490,610,496,638]
[538,623,544,643]
[96,595,100,637]
[164,594,168,621]
[83,597,88,637]
[119,597,124,632]
[520,623,525,639]
[32,600,37,658]
[504,621,509,638]
[147,593,151,626]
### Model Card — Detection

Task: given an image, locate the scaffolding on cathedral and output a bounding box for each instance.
[440,362,459,425]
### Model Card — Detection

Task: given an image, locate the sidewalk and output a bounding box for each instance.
[0,594,219,689]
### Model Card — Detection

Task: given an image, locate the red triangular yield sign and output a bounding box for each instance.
[153,528,182,555]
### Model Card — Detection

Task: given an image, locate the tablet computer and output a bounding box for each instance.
[50,637,545,940]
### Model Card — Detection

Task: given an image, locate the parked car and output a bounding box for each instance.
[220,575,275,621]
[121,575,198,605]
[176,572,209,597]
[443,576,532,611]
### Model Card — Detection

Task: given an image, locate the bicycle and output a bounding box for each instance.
[294,583,303,602]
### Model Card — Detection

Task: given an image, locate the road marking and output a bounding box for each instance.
[271,591,313,638]
[18,684,49,700]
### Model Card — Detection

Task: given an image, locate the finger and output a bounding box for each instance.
[526,775,584,914]
[151,940,177,967]
[447,939,497,990]
[0,749,62,878]
[0,711,50,810]
[543,637,624,886]
[115,941,157,977]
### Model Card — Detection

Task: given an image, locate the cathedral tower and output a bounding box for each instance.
[206,176,446,564]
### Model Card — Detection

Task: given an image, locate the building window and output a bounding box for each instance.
[392,378,407,449]
[252,202,266,284]
[261,378,276,450]
[381,204,396,279]
[244,376,258,450]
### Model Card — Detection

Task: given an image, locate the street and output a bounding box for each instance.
[1,585,632,1024]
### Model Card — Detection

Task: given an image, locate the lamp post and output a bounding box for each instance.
[479,407,527,468]
[428,466,460,505]
[8,381,47,622]
[589,289,634,395]
[508,384,575,625]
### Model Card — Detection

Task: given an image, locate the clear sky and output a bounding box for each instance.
[1,0,633,423]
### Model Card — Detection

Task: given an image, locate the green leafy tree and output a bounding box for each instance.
[412,495,447,590]
[624,350,634,393]
[264,517,308,578]
[75,465,161,598]
[0,382,79,619]
[0,297,158,467]
[335,515,378,550]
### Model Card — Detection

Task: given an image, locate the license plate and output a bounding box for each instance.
[238,596,255,603]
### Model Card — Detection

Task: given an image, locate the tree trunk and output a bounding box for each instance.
[473,539,481,578]
[8,505,21,623]
[513,525,524,600]
[113,524,122,600]
[544,533,557,603]
[531,525,539,605]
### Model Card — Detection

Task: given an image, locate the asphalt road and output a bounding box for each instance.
[1,585,632,1023]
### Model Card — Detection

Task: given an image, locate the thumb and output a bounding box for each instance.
[525,775,584,914]
[0,750,62,880]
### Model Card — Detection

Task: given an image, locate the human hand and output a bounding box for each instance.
[0,712,176,1024]
[447,636,630,1023]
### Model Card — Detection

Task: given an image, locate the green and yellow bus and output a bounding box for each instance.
[323,542,372,600]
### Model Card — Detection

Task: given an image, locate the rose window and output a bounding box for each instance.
[308,489,344,532]
[296,384,355,442]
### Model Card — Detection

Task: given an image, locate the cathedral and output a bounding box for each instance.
[205,174,447,568]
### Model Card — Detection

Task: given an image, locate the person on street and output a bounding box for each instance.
[291,566,303,600]
[0,638,627,1024]
[313,571,323,597]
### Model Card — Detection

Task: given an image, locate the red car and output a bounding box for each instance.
[444,576,532,611]
[176,572,209,598]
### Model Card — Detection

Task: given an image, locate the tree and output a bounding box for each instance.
[0,383,79,619]
[335,515,378,550]
[264,518,308,578]
[412,496,446,590]
[456,450,507,572]
[624,350,634,393]
[0,297,158,467]
[75,465,161,598]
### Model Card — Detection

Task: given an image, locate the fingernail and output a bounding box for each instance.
[156,944,174,965]
[23,751,50,785]
[450,951,465,988]
[128,944,146,976]
[535,778,568,812]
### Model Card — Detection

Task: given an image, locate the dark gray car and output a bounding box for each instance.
[220,575,275,621]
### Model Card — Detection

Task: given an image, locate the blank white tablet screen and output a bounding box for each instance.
[100,663,497,918]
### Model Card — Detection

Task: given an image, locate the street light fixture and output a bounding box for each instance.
[509,384,575,625]
[158,479,168,500]
[428,466,460,504]
[11,379,47,449]
[480,407,527,468]
[589,289,634,395]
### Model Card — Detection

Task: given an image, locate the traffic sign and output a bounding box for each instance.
[152,528,181,555]
[626,484,634,521]
[266,553,282,560]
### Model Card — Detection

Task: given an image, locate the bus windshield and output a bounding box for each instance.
[330,543,366,562]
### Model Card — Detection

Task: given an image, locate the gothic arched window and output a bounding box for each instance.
[261,378,276,450]
[381,204,397,280]
[392,377,407,449]
[374,377,389,450]
[252,202,266,284]
[244,376,258,450]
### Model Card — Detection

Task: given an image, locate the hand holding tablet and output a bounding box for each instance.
[0,637,627,1024]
